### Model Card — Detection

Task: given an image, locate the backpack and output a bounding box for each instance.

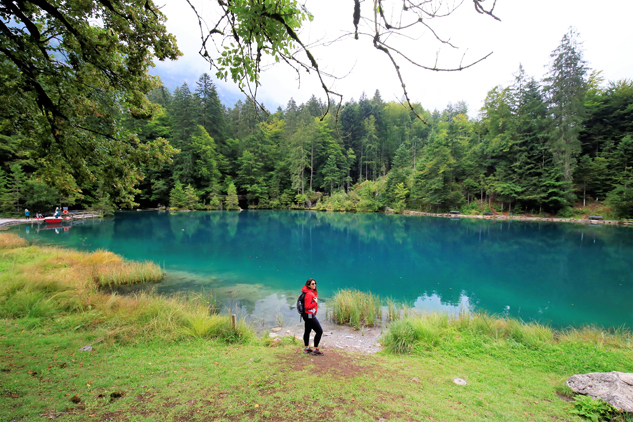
[296,292,306,315]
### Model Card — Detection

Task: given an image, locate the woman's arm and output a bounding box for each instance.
[304,291,317,311]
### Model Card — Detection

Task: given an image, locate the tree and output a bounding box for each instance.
[183,184,200,210]
[544,28,589,183]
[23,179,60,214]
[169,182,187,209]
[9,163,26,212]
[225,182,240,210]
[0,0,181,205]
[195,73,227,144]
[190,125,223,196]
[188,0,498,118]
[0,167,11,213]
[393,182,409,213]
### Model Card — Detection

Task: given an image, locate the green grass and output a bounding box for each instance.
[329,289,382,329]
[2,318,632,422]
[2,233,632,421]
[380,311,632,355]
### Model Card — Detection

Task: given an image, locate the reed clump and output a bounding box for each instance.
[330,289,382,329]
[380,310,632,354]
[0,234,252,343]
[0,232,28,250]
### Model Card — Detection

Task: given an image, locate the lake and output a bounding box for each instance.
[8,210,633,329]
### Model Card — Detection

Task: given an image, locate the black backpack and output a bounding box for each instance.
[296,292,306,315]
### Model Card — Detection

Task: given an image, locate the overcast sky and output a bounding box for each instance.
[151,0,633,117]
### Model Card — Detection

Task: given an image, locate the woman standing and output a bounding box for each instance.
[302,278,324,356]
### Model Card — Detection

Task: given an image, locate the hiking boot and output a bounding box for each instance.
[303,347,313,354]
[311,348,324,356]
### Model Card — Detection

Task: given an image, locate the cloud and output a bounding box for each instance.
[152,0,633,116]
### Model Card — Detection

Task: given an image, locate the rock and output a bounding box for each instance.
[268,333,278,338]
[71,395,81,403]
[453,377,468,385]
[323,332,333,336]
[271,327,282,332]
[411,377,420,383]
[567,372,633,412]
[78,345,92,352]
[272,338,282,343]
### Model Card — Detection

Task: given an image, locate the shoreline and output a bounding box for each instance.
[0,213,102,228]
[401,209,633,226]
[4,209,631,228]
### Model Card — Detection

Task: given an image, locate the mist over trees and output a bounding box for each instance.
[1,29,632,218]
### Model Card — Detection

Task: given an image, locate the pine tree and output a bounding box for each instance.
[544,28,589,183]
[195,73,227,145]
[184,184,200,210]
[225,182,240,210]
[169,181,187,209]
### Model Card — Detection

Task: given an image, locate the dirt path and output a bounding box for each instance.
[267,320,383,354]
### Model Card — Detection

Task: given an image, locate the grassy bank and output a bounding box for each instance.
[1,234,632,421]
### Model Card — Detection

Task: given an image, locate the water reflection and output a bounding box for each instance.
[8,210,633,329]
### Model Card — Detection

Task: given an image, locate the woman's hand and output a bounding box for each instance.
[313,297,318,303]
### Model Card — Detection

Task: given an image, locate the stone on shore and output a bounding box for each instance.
[567,372,633,412]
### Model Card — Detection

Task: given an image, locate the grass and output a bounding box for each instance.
[329,289,382,329]
[0,232,28,250]
[0,233,250,343]
[2,233,632,421]
[380,311,632,354]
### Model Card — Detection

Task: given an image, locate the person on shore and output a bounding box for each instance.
[24,209,30,220]
[302,278,324,356]
[54,207,60,218]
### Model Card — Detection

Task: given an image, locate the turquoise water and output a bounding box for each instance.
[8,210,633,329]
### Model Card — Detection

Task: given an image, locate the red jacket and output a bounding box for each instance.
[302,285,318,315]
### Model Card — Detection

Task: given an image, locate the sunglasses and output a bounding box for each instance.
[310,282,316,285]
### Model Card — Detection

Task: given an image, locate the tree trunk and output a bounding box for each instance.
[310,142,314,191]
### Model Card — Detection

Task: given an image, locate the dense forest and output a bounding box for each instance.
[1,29,632,218]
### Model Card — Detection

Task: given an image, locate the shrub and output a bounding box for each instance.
[569,395,616,422]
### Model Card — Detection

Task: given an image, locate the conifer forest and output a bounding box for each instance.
[1,29,632,219]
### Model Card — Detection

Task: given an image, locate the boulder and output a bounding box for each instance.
[567,372,633,412]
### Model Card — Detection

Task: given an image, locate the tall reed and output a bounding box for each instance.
[0,234,253,343]
[0,233,28,250]
[329,289,382,329]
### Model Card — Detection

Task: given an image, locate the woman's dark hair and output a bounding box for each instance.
[305,278,317,295]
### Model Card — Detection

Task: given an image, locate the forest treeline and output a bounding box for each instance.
[1,30,632,218]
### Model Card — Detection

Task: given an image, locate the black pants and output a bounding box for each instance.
[303,314,323,348]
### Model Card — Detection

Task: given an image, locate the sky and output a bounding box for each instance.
[151,0,633,117]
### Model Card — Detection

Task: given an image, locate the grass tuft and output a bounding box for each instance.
[0,232,28,250]
[329,289,382,329]
[0,233,253,344]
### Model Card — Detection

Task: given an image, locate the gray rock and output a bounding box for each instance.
[411,377,420,383]
[453,377,468,385]
[79,345,92,352]
[567,372,633,412]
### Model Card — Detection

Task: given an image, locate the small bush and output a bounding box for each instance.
[569,395,616,422]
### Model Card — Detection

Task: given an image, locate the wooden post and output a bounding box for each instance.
[231,314,237,330]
